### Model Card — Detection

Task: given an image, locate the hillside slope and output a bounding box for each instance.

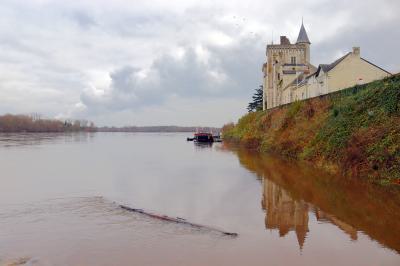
[223,75,400,185]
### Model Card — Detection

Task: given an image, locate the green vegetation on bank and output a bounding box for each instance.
[222,74,400,185]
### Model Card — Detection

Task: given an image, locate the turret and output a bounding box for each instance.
[296,21,311,63]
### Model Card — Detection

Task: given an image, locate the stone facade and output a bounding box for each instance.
[263,24,391,110]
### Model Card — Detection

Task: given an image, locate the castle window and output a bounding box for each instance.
[291,57,296,65]
[277,73,280,80]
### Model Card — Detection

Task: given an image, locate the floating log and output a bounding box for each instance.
[120,205,238,237]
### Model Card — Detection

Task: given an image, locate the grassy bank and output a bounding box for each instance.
[222,74,400,185]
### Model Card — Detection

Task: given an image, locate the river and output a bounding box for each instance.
[0,132,399,266]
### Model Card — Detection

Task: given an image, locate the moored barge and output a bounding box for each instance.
[187,132,222,143]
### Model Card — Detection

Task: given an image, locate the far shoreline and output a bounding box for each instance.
[0,114,220,134]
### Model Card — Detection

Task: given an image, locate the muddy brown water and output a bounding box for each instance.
[0,132,399,266]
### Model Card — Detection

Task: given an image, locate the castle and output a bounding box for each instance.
[262,22,392,110]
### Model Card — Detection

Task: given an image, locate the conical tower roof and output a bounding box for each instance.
[296,22,311,44]
[296,227,308,251]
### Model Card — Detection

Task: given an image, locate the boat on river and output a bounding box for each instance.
[187,132,222,143]
[194,132,214,143]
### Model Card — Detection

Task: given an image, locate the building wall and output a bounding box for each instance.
[265,44,309,109]
[316,73,329,95]
[327,53,390,93]
[304,72,328,97]
[285,50,390,106]
[293,84,308,101]
[306,76,319,98]
[262,63,268,110]
[282,87,291,104]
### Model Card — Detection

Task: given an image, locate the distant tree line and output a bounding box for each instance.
[97,126,221,133]
[0,114,221,133]
[0,114,96,133]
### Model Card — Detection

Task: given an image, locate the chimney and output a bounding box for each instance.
[280,36,291,45]
[352,47,360,57]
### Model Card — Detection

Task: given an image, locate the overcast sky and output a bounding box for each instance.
[0,0,399,127]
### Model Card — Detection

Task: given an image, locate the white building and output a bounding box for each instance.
[263,24,391,110]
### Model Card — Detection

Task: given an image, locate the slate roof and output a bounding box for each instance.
[291,73,306,86]
[283,70,297,74]
[284,50,392,91]
[284,63,318,89]
[286,72,310,89]
[316,52,351,76]
[315,52,391,77]
[296,23,311,44]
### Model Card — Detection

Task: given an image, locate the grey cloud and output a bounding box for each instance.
[79,37,264,113]
[312,19,400,72]
[67,10,97,29]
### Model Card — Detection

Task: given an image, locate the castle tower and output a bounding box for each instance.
[296,21,311,63]
[263,21,314,110]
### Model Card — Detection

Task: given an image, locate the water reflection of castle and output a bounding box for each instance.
[262,178,358,250]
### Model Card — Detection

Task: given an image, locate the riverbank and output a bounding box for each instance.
[0,114,219,133]
[222,74,400,186]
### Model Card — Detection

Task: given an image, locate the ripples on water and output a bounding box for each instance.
[0,133,95,148]
[0,133,399,266]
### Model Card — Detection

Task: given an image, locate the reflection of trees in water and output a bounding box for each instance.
[226,143,400,253]
[0,132,95,148]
